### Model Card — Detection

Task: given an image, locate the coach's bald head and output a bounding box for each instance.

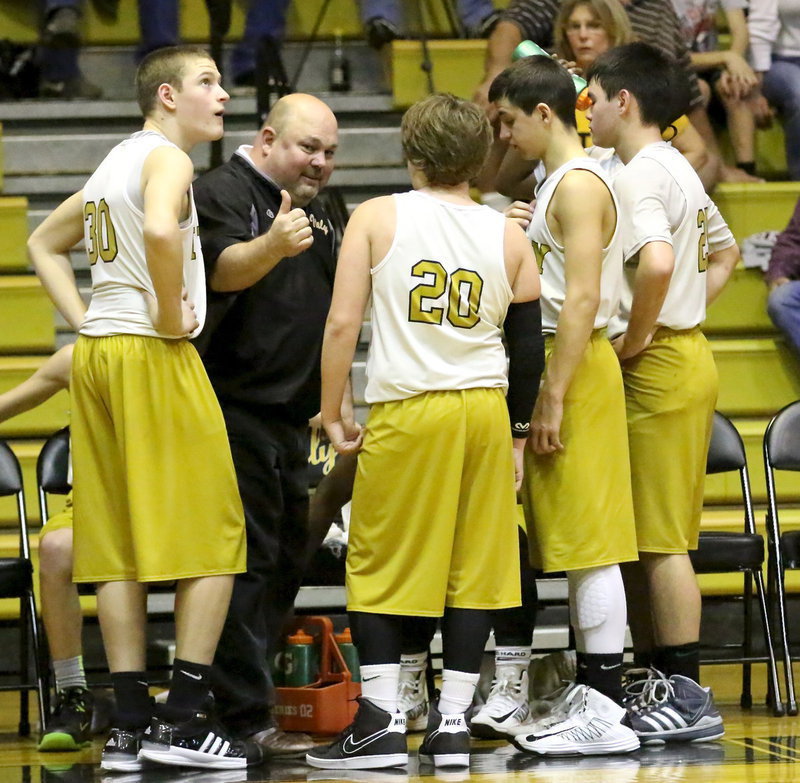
[250,93,338,207]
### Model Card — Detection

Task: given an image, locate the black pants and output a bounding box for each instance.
[211,407,310,737]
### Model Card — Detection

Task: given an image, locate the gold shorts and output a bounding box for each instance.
[40,490,73,538]
[347,388,521,615]
[622,327,717,553]
[70,334,246,582]
[521,332,638,572]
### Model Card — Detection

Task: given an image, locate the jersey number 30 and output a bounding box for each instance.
[408,260,484,329]
[84,199,118,265]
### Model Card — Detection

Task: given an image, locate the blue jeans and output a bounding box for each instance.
[360,0,495,30]
[767,281,800,356]
[763,56,800,181]
[231,0,292,81]
[41,0,178,81]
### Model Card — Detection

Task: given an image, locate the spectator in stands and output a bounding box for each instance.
[229,0,291,88]
[39,0,178,99]
[670,0,761,182]
[472,0,724,188]
[767,196,800,354]
[749,0,800,180]
[361,0,502,48]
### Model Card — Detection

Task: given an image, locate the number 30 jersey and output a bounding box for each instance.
[364,190,514,404]
[610,141,735,334]
[80,130,206,339]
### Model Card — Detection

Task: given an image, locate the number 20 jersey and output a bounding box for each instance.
[364,190,514,404]
[80,130,206,339]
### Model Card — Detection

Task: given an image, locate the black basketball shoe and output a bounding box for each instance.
[306,697,408,769]
[39,687,94,751]
[101,726,145,771]
[139,705,263,769]
[418,702,471,767]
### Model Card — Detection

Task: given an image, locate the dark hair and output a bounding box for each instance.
[586,42,690,129]
[401,93,492,186]
[136,45,212,116]
[488,55,578,129]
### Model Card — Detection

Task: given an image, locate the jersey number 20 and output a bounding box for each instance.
[408,260,484,329]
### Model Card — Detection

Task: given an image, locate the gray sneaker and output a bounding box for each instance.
[250,725,316,757]
[626,672,724,744]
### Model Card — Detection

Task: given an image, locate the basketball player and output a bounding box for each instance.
[27,46,258,771]
[587,42,739,743]
[489,55,640,756]
[306,92,543,770]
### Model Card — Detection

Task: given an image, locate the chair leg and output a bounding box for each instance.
[27,590,48,733]
[741,571,753,708]
[753,568,784,716]
[773,562,797,715]
[18,596,30,736]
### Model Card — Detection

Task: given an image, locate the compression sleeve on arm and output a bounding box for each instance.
[504,298,545,438]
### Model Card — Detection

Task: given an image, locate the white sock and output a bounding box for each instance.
[400,651,427,672]
[360,663,400,712]
[439,669,480,714]
[53,655,87,692]
[495,645,531,670]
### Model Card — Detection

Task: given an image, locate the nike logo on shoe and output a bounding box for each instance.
[180,670,204,680]
[600,663,622,671]
[342,729,392,755]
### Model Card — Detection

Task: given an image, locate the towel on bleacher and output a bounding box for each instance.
[741,231,780,271]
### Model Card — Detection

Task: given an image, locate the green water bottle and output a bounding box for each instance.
[335,627,361,682]
[284,629,318,687]
[512,40,590,107]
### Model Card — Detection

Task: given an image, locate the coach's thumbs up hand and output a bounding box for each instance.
[265,189,314,260]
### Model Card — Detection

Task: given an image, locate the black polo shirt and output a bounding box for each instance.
[194,152,336,423]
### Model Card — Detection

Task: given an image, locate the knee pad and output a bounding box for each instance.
[568,567,613,632]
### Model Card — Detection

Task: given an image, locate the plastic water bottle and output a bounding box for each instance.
[329,30,351,92]
[512,40,591,110]
[284,629,318,687]
[334,627,361,682]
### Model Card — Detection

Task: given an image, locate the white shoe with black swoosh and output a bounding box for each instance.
[305,698,408,769]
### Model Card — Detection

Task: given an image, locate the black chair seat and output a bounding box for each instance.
[782,531,800,570]
[691,533,765,573]
[0,559,33,595]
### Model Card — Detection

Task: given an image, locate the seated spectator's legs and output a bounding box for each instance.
[719,90,759,176]
[455,0,498,32]
[231,0,291,85]
[763,57,800,180]
[42,0,81,48]
[360,0,403,27]
[767,279,800,355]
[136,0,178,60]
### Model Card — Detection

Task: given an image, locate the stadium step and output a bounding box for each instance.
[712,336,800,417]
[0,276,56,353]
[704,266,774,335]
[0,197,28,272]
[714,182,800,240]
[0,357,69,439]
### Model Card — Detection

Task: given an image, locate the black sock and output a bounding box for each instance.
[632,650,653,670]
[653,642,700,683]
[110,671,152,730]
[738,161,756,175]
[163,658,212,722]
[576,652,624,705]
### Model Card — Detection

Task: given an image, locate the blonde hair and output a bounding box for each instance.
[554,0,635,63]
[401,93,491,186]
[136,45,212,117]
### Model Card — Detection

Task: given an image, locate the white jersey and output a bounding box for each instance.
[80,130,206,339]
[365,190,513,403]
[527,157,623,333]
[610,142,736,334]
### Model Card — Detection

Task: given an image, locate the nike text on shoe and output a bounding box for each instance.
[626,672,724,745]
[306,697,408,769]
[419,702,471,767]
[471,665,532,739]
[39,687,94,751]
[138,707,263,769]
[397,666,429,732]
[101,727,144,771]
[514,685,640,756]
